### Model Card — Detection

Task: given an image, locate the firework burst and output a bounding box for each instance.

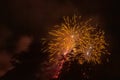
[76,25,109,64]
[45,15,109,64]
[48,16,81,62]
[41,15,109,79]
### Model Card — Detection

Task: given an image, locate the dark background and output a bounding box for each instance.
[0,0,120,80]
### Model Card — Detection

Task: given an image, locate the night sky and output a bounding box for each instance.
[0,0,120,80]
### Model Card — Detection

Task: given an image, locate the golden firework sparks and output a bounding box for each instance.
[43,15,109,65]
[76,25,109,64]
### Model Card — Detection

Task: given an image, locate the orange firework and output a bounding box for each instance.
[43,15,109,65]
[76,25,109,64]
